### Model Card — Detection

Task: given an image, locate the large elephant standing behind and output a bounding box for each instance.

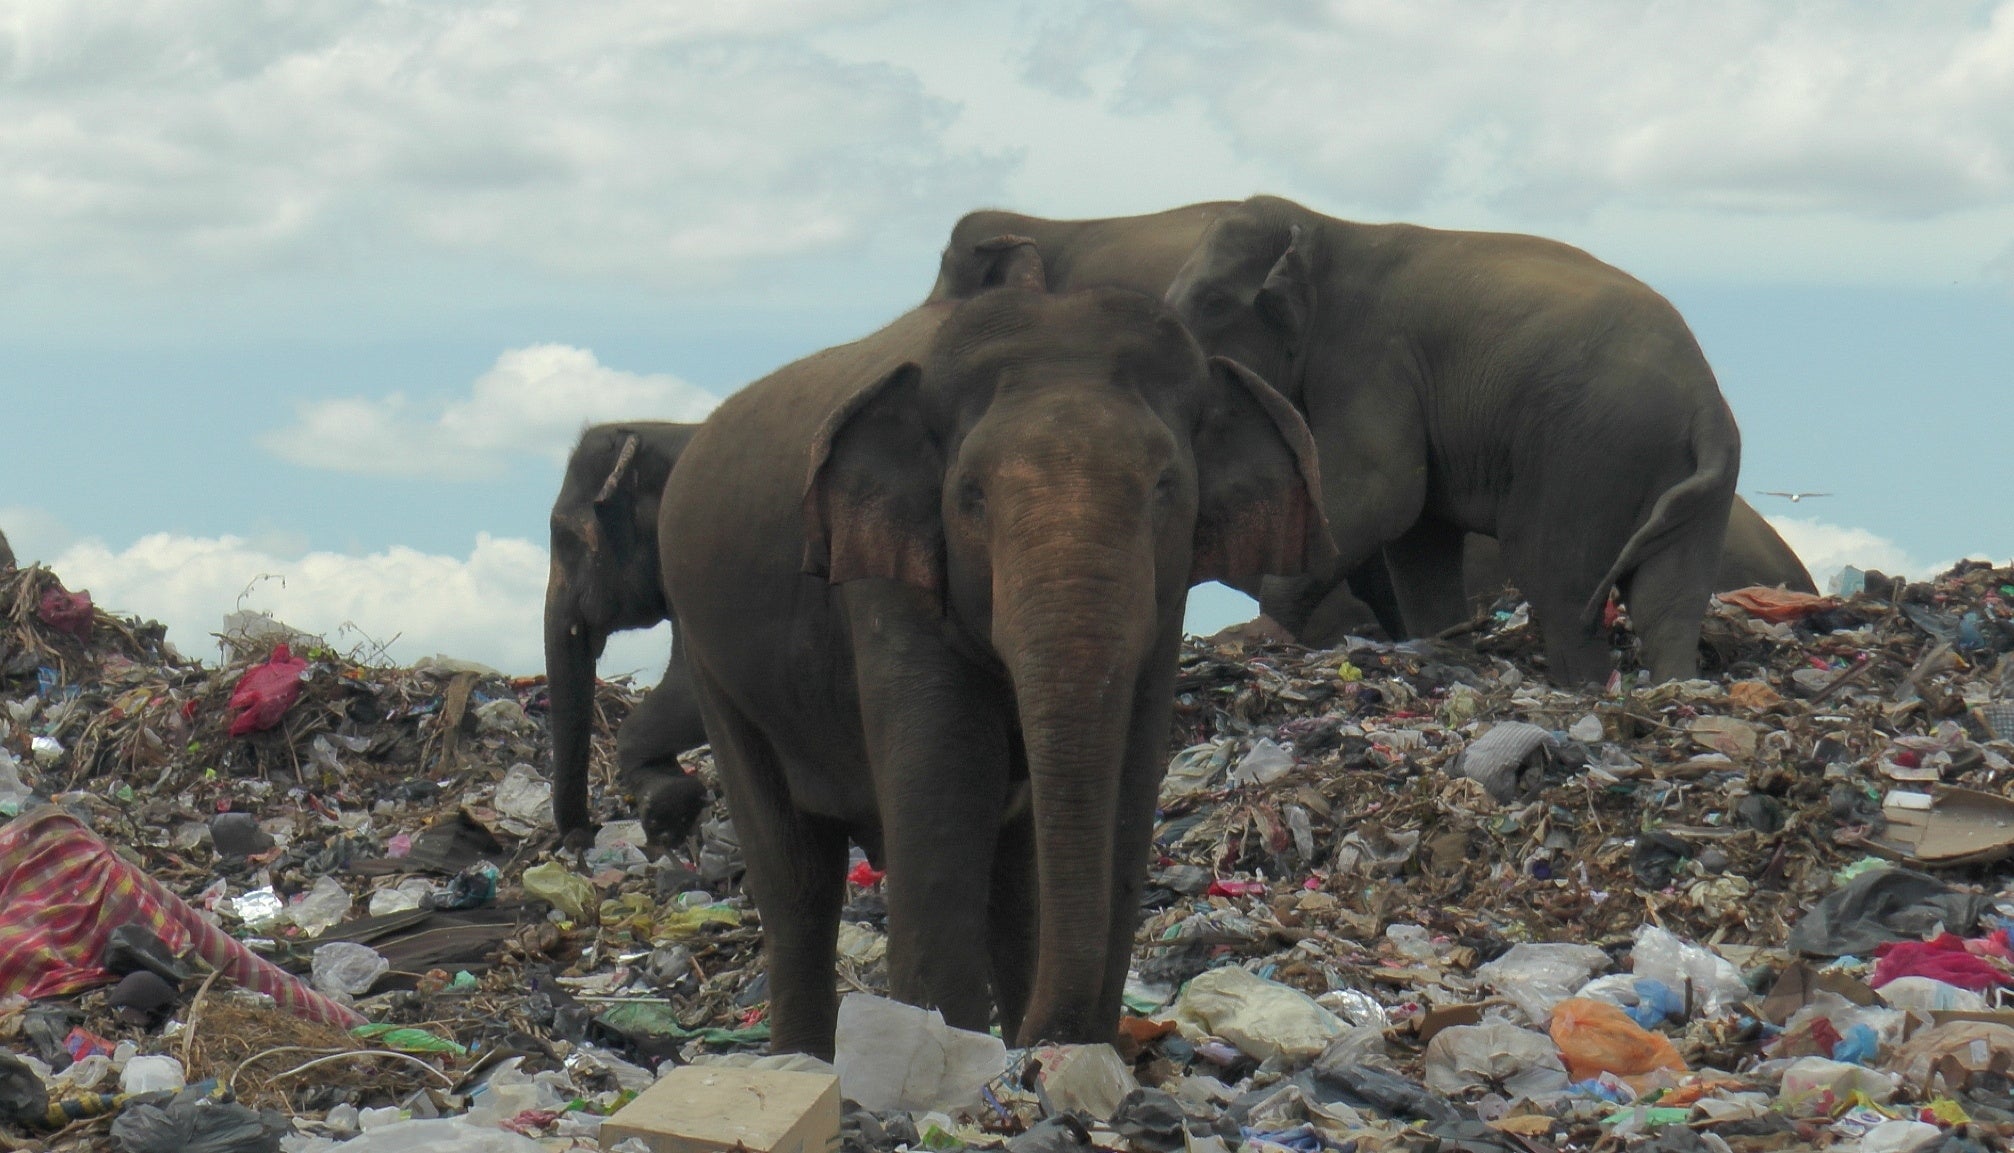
[660,278,1331,1055]
[932,197,1741,682]
[1301,496,1815,645]
[545,423,709,845]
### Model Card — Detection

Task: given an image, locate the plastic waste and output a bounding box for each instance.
[285,1118,548,1153]
[1384,923,1439,961]
[833,993,1007,1112]
[225,644,309,737]
[522,861,598,922]
[1871,933,2012,993]
[38,586,93,636]
[1032,1044,1136,1120]
[1474,942,1610,1024]
[311,941,389,998]
[1574,974,1685,1028]
[1231,739,1293,786]
[1548,999,1687,1083]
[228,887,288,932]
[118,1055,186,1095]
[493,763,553,830]
[368,878,435,917]
[1107,1088,1187,1153]
[0,751,32,817]
[0,1050,49,1128]
[1785,867,1989,957]
[1856,1120,1944,1153]
[1452,720,1554,802]
[289,875,352,937]
[1161,742,1232,801]
[462,1057,575,1126]
[110,1090,287,1153]
[1169,966,1346,1062]
[1776,1056,1899,1117]
[1629,925,1748,1016]
[1875,975,1987,1013]
[1422,1019,1568,1099]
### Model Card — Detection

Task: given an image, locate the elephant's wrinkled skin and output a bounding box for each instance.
[932,197,1742,682]
[1302,496,1815,645]
[545,423,708,846]
[660,283,1331,1055]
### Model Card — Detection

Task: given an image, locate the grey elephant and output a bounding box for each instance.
[545,423,709,845]
[1302,496,1814,644]
[932,197,1741,682]
[660,275,1331,1055]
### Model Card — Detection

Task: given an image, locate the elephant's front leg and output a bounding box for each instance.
[850,594,1015,1033]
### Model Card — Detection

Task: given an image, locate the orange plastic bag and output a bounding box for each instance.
[1549,998,1688,1083]
[1717,586,1836,623]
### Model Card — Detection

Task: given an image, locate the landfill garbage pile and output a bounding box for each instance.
[2,555,2013,1153]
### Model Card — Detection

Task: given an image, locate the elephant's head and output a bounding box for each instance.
[1164,197,1317,403]
[546,422,695,837]
[804,277,1333,1043]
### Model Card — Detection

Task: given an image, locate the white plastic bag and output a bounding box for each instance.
[833,993,1006,1112]
[1475,942,1611,1025]
[1630,925,1749,1017]
[1169,966,1346,1062]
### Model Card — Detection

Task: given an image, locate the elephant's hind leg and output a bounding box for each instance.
[691,676,848,1057]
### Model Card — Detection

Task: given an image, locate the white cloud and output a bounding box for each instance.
[262,344,720,478]
[0,0,998,282]
[1037,0,2014,221]
[48,531,556,674]
[1763,514,1924,589]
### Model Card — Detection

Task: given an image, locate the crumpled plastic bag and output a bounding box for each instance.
[311,941,390,998]
[1170,966,1346,1062]
[1451,721,1554,802]
[287,1117,549,1153]
[226,644,310,737]
[1870,933,2013,994]
[37,586,93,637]
[1423,1019,1568,1100]
[1786,867,1989,958]
[1548,998,1688,1083]
[109,1092,288,1153]
[833,993,1007,1113]
[1630,925,1750,1017]
[523,861,598,922]
[1475,942,1611,1024]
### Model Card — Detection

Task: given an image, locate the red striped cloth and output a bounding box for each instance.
[0,807,365,1028]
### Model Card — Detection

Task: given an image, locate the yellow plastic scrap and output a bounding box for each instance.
[652,904,742,941]
[522,861,598,923]
[1336,661,1363,683]
[1922,1098,1971,1125]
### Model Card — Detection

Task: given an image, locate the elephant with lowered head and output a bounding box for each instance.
[1301,495,1814,644]
[545,423,709,846]
[660,271,1331,1055]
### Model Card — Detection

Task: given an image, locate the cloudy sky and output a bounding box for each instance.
[6,0,2011,676]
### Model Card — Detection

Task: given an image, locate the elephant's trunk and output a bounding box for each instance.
[993,522,1156,1045]
[546,555,599,837]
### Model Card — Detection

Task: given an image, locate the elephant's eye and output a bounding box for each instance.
[1153,471,1179,503]
[956,478,986,517]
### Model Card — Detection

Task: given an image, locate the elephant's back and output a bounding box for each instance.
[1718,499,1816,593]
[932,202,1232,301]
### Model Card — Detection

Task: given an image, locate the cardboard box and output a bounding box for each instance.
[599,1066,841,1153]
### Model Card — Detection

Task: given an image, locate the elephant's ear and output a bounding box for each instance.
[1256,224,1313,345]
[801,364,945,591]
[1190,356,1336,586]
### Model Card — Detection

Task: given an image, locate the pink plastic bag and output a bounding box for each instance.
[227,644,310,737]
[37,586,93,637]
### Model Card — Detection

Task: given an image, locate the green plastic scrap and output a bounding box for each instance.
[1600,1107,1691,1129]
[1835,856,1893,884]
[598,893,742,941]
[351,1024,469,1055]
[595,1001,770,1045]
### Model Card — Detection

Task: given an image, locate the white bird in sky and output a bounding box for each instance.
[1756,490,1833,503]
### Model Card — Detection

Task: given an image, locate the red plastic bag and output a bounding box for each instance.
[847,860,885,887]
[227,644,310,737]
[37,586,93,637]
[1550,997,1688,1084]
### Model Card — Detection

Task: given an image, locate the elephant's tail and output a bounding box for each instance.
[1578,399,1741,632]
